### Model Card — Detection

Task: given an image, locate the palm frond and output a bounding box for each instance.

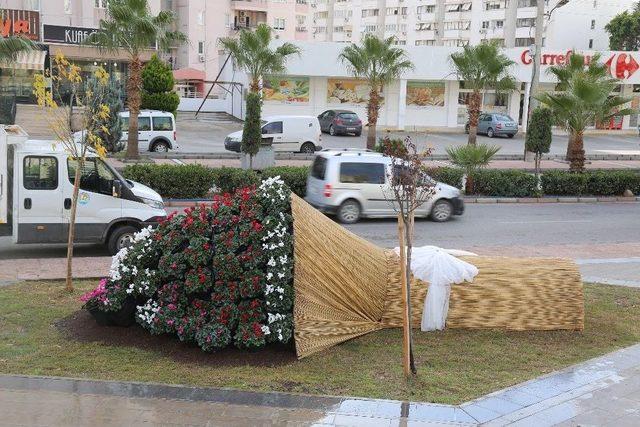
[0,36,37,63]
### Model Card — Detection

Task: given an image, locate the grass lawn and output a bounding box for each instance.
[1,281,639,404]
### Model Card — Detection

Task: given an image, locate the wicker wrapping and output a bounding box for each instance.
[291,195,584,359]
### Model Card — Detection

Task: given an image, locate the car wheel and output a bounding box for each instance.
[337,200,361,224]
[355,131,361,137]
[300,142,315,154]
[430,199,453,222]
[329,125,337,136]
[487,128,494,138]
[465,124,470,134]
[507,133,515,138]
[107,225,138,255]
[152,141,169,152]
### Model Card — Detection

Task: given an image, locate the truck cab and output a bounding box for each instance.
[1,126,166,255]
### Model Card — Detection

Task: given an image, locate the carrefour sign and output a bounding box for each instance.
[519,49,640,81]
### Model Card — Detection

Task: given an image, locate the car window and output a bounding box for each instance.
[153,116,173,131]
[23,156,58,190]
[120,116,129,129]
[68,158,117,195]
[138,117,151,131]
[339,162,385,184]
[338,113,358,120]
[262,121,283,134]
[311,156,327,180]
[484,115,493,121]
[496,114,514,121]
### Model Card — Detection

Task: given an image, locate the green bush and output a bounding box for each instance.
[242,92,262,158]
[427,167,464,188]
[470,169,538,197]
[122,164,216,199]
[140,54,179,115]
[542,170,640,196]
[262,166,309,197]
[210,167,259,194]
[141,91,180,116]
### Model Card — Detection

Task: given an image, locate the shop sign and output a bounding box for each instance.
[43,24,98,45]
[0,9,40,40]
[520,49,639,80]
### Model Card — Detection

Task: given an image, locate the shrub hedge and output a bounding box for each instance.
[121,163,640,199]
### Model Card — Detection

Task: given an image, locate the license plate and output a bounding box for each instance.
[347,127,356,131]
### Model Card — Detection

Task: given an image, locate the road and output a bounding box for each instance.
[175,113,640,156]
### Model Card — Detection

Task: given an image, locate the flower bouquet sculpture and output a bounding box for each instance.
[83,177,584,358]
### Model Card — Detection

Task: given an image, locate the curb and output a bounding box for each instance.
[165,197,640,207]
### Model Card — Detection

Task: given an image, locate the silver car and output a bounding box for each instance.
[465,113,518,138]
[305,150,464,224]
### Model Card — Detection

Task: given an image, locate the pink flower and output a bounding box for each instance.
[80,278,108,303]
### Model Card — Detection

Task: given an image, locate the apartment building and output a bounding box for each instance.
[309,0,636,49]
[168,0,311,89]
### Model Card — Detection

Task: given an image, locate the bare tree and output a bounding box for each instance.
[380,136,435,377]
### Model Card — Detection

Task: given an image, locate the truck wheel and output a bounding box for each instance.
[337,199,361,224]
[300,142,315,154]
[152,141,169,152]
[430,199,453,222]
[107,225,139,255]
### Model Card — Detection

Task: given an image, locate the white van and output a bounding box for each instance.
[305,150,465,224]
[1,126,167,255]
[224,115,322,153]
[120,110,178,153]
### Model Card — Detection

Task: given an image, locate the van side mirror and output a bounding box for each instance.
[112,180,122,198]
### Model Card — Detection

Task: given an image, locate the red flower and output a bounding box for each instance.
[252,221,263,232]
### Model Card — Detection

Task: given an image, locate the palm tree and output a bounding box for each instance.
[537,53,634,171]
[446,144,501,193]
[0,36,36,62]
[339,35,414,150]
[84,0,187,159]
[219,24,301,93]
[450,41,517,146]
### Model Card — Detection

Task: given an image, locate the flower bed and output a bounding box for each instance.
[81,178,294,352]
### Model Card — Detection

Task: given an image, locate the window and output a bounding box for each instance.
[273,18,285,30]
[262,121,283,134]
[138,117,151,131]
[311,157,327,180]
[415,39,435,46]
[362,9,379,17]
[198,41,204,55]
[23,157,58,190]
[153,116,173,131]
[198,10,205,25]
[339,163,385,184]
[495,20,504,29]
[517,0,536,6]
[68,158,117,195]
[416,22,436,31]
[482,21,490,29]
[64,0,72,14]
[516,18,535,28]
[590,19,596,29]
[515,37,534,47]
[95,0,108,8]
[417,5,436,13]
[589,39,593,48]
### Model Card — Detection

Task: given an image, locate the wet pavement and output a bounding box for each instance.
[2,343,640,426]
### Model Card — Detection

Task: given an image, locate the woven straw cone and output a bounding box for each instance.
[291,195,584,359]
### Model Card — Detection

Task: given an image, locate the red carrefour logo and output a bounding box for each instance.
[605,53,639,80]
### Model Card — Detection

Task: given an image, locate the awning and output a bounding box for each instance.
[11,49,46,70]
[173,67,205,81]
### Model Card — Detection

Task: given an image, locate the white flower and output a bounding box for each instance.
[261,325,271,335]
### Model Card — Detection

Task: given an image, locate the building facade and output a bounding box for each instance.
[216,41,640,132]
[309,0,636,50]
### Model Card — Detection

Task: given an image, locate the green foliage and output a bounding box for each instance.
[449,41,517,94]
[525,107,553,156]
[0,36,36,62]
[541,170,640,196]
[219,23,301,91]
[605,8,640,51]
[122,164,216,199]
[141,54,179,115]
[471,170,538,197]
[86,73,123,152]
[210,167,259,194]
[426,167,465,188]
[446,144,501,172]
[242,92,263,157]
[141,54,175,92]
[262,166,309,197]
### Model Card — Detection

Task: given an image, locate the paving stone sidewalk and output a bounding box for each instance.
[2,343,640,426]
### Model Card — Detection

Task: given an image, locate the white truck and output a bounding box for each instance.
[0,126,167,255]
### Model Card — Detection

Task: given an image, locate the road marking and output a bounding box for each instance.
[500,220,593,224]
[171,159,185,165]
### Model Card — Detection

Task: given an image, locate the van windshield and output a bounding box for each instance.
[311,156,327,180]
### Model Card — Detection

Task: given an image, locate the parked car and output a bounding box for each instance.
[465,113,518,138]
[224,115,322,153]
[74,110,179,153]
[318,110,363,136]
[305,150,464,224]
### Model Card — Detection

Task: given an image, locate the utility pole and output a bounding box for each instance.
[529,0,546,115]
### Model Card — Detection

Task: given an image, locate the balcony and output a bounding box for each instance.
[231,0,269,12]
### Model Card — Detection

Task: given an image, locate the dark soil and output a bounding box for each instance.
[56,310,297,368]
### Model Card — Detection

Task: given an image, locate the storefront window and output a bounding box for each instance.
[0,68,39,102]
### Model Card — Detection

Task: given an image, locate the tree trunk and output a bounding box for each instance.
[565,131,574,160]
[404,211,417,375]
[65,160,83,292]
[366,89,380,150]
[467,90,482,146]
[397,214,411,378]
[250,78,260,93]
[125,55,142,160]
[569,130,585,172]
[465,171,474,194]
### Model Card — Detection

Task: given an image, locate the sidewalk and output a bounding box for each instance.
[2,343,640,426]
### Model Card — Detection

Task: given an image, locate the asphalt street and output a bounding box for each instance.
[175,113,640,156]
[0,203,637,257]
